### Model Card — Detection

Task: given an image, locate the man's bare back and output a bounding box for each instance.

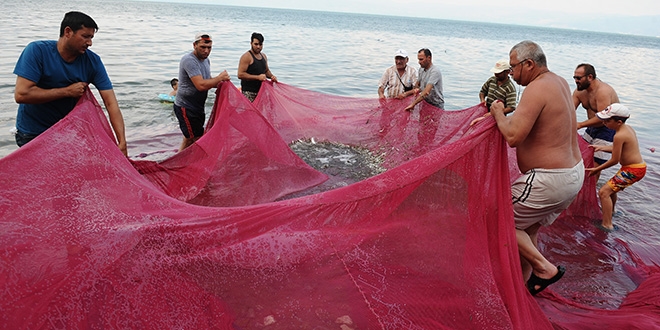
[515,72,581,172]
[493,59,581,173]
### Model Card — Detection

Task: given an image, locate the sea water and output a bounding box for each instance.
[0,0,659,306]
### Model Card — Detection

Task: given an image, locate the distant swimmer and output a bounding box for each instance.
[169,78,178,96]
[158,78,178,102]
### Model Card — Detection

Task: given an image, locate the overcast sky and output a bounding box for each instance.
[145,0,660,37]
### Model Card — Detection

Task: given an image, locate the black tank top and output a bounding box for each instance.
[241,51,267,93]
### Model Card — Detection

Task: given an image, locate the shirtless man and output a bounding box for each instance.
[572,63,620,208]
[573,63,620,165]
[491,41,584,295]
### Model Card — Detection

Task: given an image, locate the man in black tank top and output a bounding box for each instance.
[238,32,278,102]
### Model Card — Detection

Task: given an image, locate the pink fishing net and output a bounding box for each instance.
[1,82,659,329]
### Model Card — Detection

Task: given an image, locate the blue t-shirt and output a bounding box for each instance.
[175,52,211,114]
[14,40,113,135]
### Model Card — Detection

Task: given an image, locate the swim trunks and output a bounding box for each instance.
[173,104,205,139]
[242,90,258,102]
[583,126,615,165]
[607,163,646,192]
[512,160,585,230]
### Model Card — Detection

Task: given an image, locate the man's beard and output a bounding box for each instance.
[576,81,591,91]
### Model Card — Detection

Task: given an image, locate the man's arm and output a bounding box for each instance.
[572,90,581,110]
[579,115,605,129]
[404,83,433,111]
[587,133,623,175]
[377,69,390,99]
[190,70,230,92]
[490,86,542,147]
[479,79,490,104]
[98,89,127,156]
[573,89,606,129]
[15,76,88,104]
[378,86,386,99]
[262,54,277,83]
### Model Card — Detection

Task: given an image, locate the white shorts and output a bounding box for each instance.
[512,160,585,230]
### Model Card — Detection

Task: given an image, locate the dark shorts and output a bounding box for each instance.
[173,104,205,139]
[15,130,39,147]
[583,126,615,165]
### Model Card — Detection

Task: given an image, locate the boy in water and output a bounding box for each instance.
[587,103,646,232]
[169,78,178,96]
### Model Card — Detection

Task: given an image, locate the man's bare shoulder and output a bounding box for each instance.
[527,72,570,100]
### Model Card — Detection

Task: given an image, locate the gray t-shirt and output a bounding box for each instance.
[175,52,211,113]
[418,64,444,109]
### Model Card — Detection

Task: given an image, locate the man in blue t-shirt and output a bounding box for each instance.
[13,11,127,156]
[173,33,230,151]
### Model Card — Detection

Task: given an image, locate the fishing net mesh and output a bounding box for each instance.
[1,82,658,329]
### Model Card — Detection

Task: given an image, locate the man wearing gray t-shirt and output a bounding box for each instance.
[174,33,230,151]
[405,48,444,110]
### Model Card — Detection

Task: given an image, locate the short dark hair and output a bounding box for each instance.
[610,116,628,123]
[251,32,264,43]
[170,78,178,87]
[418,48,432,58]
[577,63,597,79]
[59,11,98,37]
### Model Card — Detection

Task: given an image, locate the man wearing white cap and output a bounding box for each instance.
[174,33,230,151]
[587,103,646,232]
[479,59,517,113]
[378,49,418,99]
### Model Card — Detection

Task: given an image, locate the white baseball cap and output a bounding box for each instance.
[394,49,408,58]
[194,33,212,43]
[596,103,630,119]
[490,59,511,73]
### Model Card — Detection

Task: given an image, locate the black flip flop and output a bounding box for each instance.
[526,265,566,295]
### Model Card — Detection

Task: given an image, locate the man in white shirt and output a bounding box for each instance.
[378,49,418,99]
